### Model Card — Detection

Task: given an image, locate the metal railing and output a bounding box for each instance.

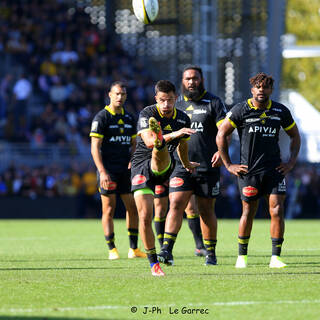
[0,142,91,170]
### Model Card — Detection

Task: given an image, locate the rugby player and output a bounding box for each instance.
[131,80,199,276]
[90,82,146,260]
[158,65,227,266]
[216,72,301,268]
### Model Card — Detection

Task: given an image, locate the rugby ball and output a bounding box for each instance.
[132,0,159,24]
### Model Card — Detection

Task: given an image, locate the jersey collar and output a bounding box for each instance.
[156,104,177,119]
[105,105,124,115]
[183,90,207,101]
[247,99,271,110]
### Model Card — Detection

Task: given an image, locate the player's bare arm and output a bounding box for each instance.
[91,136,111,188]
[216,119,248,177]
[276,124,301,175]
[128,136,136,169]
[211,121,230,167]
[176,138,200,173]
[164,127,195,142]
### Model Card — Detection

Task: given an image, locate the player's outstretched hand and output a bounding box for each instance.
[211,151,223,167]
[184,161,200,173]
[226,164,248,177]
[276,162,294,176]
[170,128,195,140]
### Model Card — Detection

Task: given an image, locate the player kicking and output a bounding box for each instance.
[216,73,301,268]
[90,82,146,260]
[131,80,199,276]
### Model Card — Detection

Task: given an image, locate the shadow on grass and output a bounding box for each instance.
[0,266,129,271]
[0,317,128,320]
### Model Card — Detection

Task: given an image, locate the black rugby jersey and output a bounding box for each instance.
[227,99,295,175]
[174,91,226,172]
[131,104,191,167]
[90,105,136,173]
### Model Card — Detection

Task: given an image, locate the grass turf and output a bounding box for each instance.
[0,219,319,320]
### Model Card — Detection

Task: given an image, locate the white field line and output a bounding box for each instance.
[1,300,320,313]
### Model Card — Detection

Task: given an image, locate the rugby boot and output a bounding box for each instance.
[128,248,147,258]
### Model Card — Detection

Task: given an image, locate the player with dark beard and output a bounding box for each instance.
[158,65,227,266]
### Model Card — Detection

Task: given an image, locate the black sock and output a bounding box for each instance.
[154,217,166,247]
[105,233,115,250]
[238,236,250,255]
[271,237,284,256]
[187,214,204,249]
[204,239,217,256]
[162,232,177,252]
[128,228,138,249]
[146,248,158,265]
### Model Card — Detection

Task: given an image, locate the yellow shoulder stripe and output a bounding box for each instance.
[90,133,104,138]
[284,121,295,131]
[228,118,237,128]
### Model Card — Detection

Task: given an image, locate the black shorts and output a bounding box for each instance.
[131,159,175,193]
[238,171,286,202]
[97,169,131,195]
[169,169,220,198]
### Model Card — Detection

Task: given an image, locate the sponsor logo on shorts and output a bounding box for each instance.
[155,185,166,195]
[169,177,184,188]
[212,181,220,196]
[132,175,147,186]
[106,181,117,191]
[277,178,286,192]
[242,186,258,197]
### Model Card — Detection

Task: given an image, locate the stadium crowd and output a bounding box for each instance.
[0,0,319,218]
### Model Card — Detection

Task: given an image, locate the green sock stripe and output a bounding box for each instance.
[164,233,177,240]
[238,236,250,244]
[146,248,156,255]
[134,188,154,197]
[187,214,200,219]
[152,159,171,176]
[154,216,166,222]
[157,234,164,239]
[204,239,217,245]
[128,232,139,236]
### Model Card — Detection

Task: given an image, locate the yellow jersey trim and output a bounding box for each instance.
[216,119,224,127]
[228,118,237,128]
[104,105,124,115]
[284,121,295,131]
[247,99,271,110]
[90,133,104,138]
[156,105,177,119]
[183,90,207,101]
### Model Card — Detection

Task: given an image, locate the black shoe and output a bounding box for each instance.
[205,254,217,266]
[157,250,174,266]
[194,248,207,257]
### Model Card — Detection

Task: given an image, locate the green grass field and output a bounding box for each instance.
[0,219,319,320]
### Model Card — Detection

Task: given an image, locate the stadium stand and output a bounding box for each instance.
[0,0,319,218]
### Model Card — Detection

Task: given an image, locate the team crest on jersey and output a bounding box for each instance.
[91,121,98,131]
